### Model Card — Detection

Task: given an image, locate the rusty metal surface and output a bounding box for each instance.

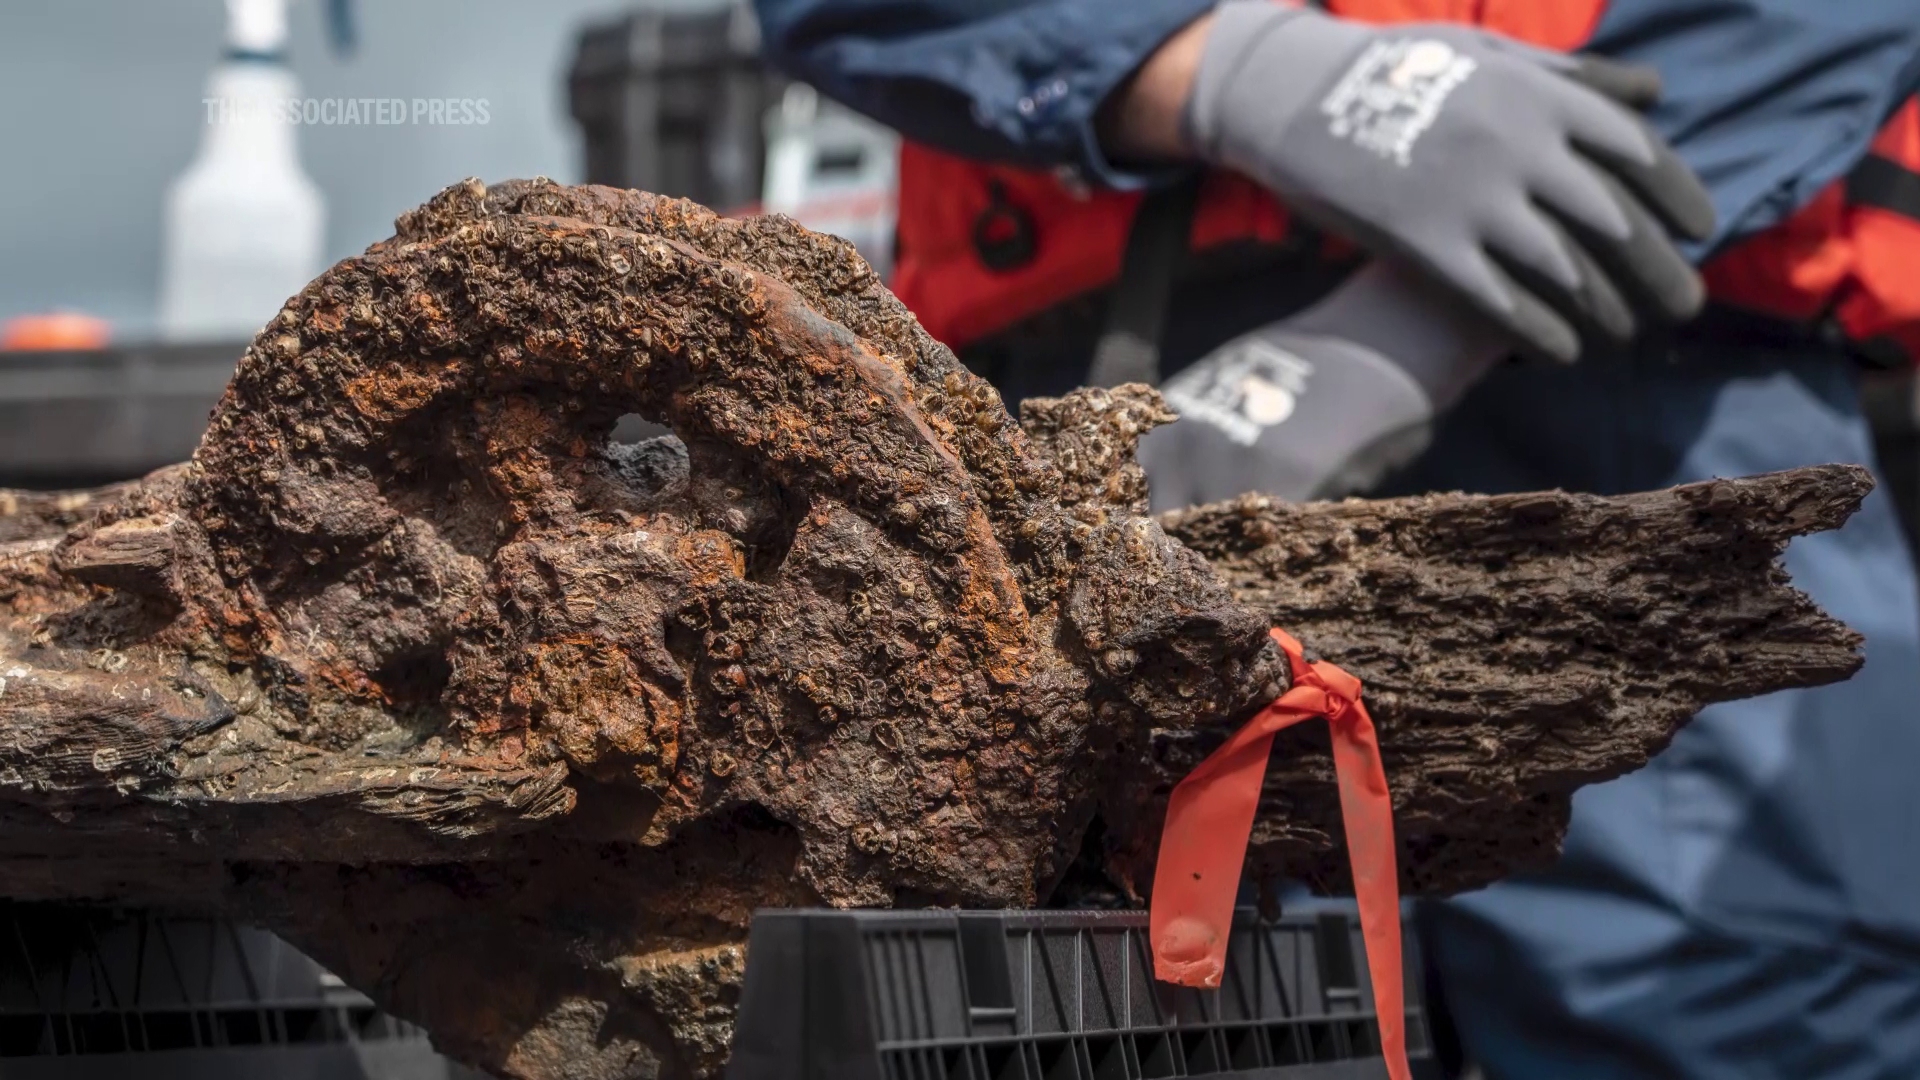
[0,179,1866,1079]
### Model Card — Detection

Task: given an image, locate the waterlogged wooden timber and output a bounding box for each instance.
[0,179,1864,1079]
[1113,465,1867,896]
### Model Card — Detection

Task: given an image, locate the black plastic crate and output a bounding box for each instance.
[727,907,1439,1080]
[0,902,486,1077]
[567,2,779,213]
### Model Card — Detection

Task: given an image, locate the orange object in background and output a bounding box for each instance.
[0,312,112,352]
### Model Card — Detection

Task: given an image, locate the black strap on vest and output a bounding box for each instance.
[1087,173,1205,388]
[1847,154,1920,222]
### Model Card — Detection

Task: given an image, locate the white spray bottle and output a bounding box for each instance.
[158,0,327,343]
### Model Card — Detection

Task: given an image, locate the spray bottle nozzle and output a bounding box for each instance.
[325,0,356,59]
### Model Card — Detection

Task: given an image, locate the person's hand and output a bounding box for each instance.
[1172,2,1714,365]
[1138,331,1434,510]
[1137,262,1507,510]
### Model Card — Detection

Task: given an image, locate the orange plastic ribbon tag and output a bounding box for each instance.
[1150,627,1409,1080]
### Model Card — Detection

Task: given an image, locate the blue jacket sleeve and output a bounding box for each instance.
[753,0,1212,184]
[759,0,1920,254]
[1588,0,1920,257]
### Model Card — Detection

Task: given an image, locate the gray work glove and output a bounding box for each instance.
[1138,261,1504,510]
[1186,1,1717,364]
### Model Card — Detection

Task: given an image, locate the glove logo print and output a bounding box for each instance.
[1163,339,1313,447]
[1321,39,1478,166]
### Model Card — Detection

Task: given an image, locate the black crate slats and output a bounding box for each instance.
[728,908,1439,1080]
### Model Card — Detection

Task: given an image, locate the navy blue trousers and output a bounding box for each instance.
[1380,344,1920,1078]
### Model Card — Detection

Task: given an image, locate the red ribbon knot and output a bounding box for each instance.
[1149,627,1410,1080]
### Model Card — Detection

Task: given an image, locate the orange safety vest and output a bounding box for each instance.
[892,0,1920,364]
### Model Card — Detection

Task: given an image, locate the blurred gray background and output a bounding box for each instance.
[0,0,725,336]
